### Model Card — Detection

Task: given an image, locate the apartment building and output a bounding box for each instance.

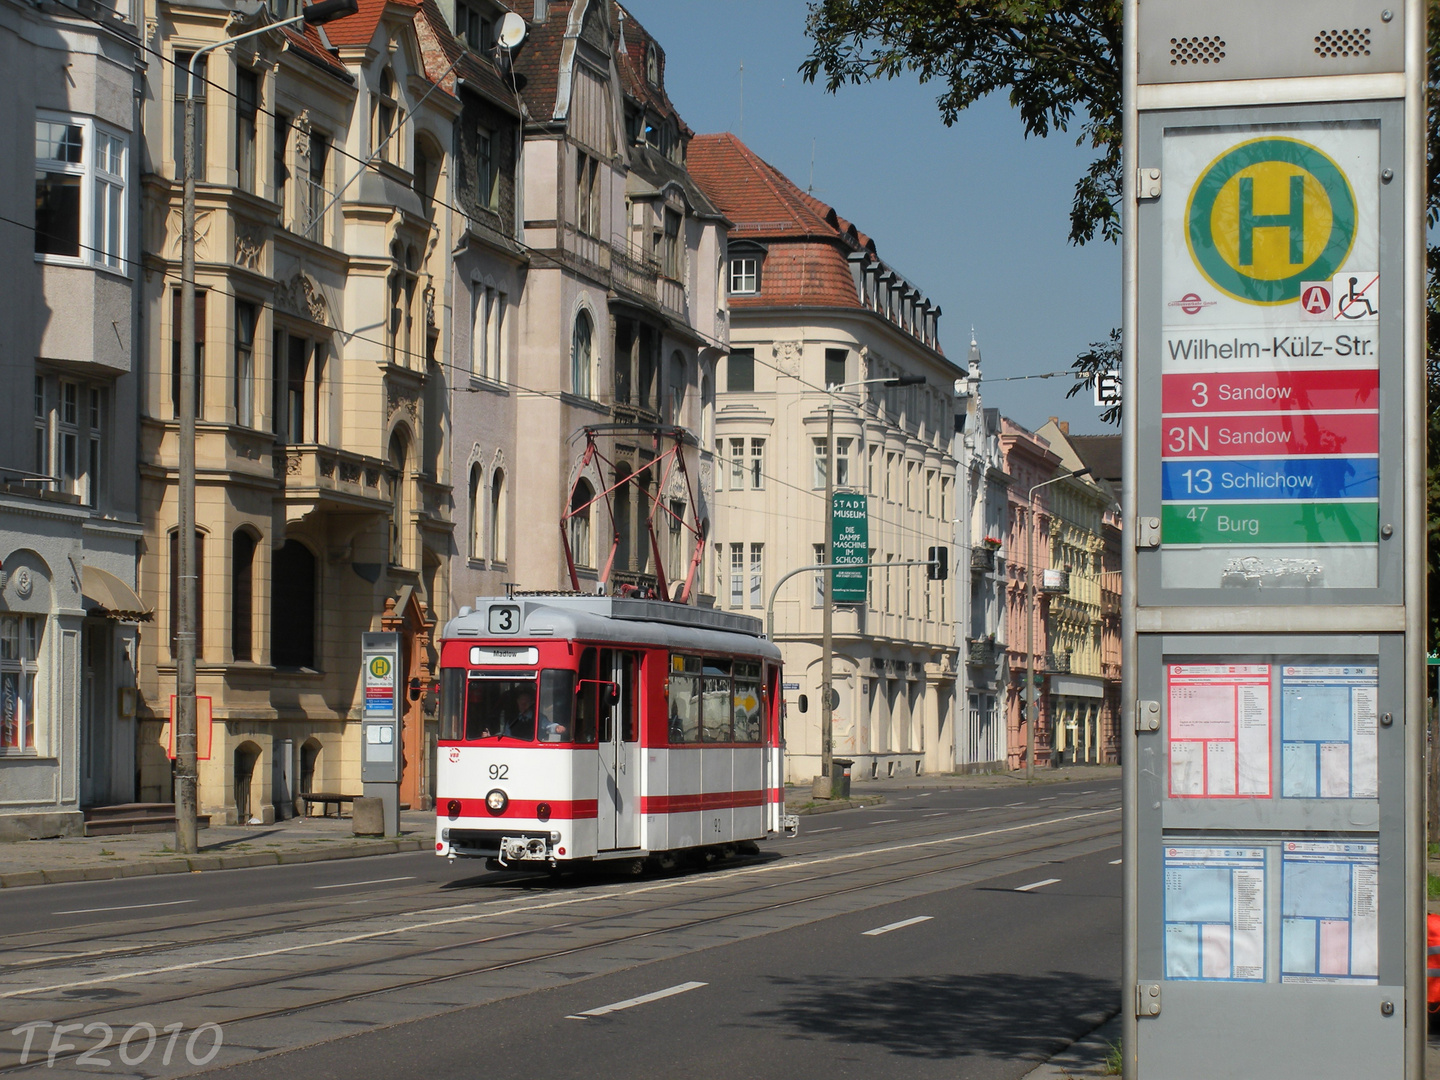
[955,339,1011,773]
[135,0,483,821]
[0,0,145,838]
[501,0,727,601]
[689,133,961,784]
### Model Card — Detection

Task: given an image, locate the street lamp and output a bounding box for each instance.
[1024,466,1090,781]
[174,0,358,855]
[815,373,924,795]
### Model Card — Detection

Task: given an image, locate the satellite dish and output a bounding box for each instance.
[497,11,526,49]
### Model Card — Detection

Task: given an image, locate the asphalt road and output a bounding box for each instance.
[0,778,1122,1080]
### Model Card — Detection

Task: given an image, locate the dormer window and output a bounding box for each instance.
[645,44,658,86]
[456,0,494,51]
[729,258,757,295]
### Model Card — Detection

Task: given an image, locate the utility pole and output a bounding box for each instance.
[1024,467,1088,781]
[175,0,357,853]
[820,401,834,790]
[815,373,925,796]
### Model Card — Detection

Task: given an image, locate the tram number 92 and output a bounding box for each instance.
[488,764,509,780]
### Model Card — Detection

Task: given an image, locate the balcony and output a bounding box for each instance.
[1044,652,1071,674]
[1040,568,1070,594]
[967,638,998,667]
[970,547,995,573]
[280,445,390,514]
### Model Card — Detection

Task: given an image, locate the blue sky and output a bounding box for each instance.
[621,0,1121,434]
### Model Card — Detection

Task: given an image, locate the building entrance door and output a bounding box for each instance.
[80,622,110,807]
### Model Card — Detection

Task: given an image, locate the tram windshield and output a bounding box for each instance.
[454,670,576,744]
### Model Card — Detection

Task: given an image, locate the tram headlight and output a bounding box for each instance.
[446,799,461,819]
[536,802,552,821]
[485,788,508,815]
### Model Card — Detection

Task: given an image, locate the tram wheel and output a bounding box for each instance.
[737,840,760,856]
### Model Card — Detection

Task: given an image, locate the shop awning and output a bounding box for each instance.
[81,565,153,622]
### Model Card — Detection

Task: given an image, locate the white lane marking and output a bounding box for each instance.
[52,900,196,916]
[966,807,985,813]
[870,819,898,825]
[862,915,933,937]
[1081,790,1097,794]
[916,792,933,797]
[313,876,416,891]
[1015,878,1062,893]
[923,812,946,818]
[566,981,707,1019]
[3,807,1117,999]
[897,797,915,801]
[1110,859,1123,865]
[1039,796,1057,801]
[1005,802,1025,807]
[807,826,841,833]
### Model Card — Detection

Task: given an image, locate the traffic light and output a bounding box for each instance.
[927,546,948,580]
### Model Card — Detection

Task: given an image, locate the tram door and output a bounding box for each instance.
[597,650,641,850]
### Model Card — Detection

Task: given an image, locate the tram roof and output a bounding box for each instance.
[445,596,783,662]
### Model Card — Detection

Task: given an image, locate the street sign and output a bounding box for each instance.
[1123,2,1422,1078]
[830,491,868,604]
[1095,369,1122,407]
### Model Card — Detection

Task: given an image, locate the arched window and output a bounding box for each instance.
[372,65,399,164]
[569,480,593,568]
[388,431,409,566]
[467,463,481,560]
[231,528,257,663]
[645,44,658,86]
[489,468,507,563]
[668,351,686,424]
[270,539,316,669]
[571,311,592,397]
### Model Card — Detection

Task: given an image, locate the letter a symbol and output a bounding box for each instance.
[1301,285,1330,314]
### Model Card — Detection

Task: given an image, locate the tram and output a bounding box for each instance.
[435,594,793,869]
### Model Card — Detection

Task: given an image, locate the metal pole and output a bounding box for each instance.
[1025,493,1035,782]
[175,64,198,856]
[820,402,834,790]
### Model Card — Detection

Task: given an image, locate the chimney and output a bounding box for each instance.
[533,0,548,23]
[1047,416,1069,436]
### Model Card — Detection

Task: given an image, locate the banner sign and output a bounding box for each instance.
[829,492,868,604]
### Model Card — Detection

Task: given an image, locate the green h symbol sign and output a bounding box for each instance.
[1238,174,1305,266]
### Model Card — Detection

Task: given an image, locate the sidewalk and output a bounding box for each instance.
[1021,1013,1120,1079]
[0,809,435,889]
[784,764,1120,814]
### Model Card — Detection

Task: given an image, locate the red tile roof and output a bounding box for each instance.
[280,24,350,79]
[512,2,575,121]
[690,132,942,353]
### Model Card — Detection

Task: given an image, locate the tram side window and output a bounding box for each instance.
[465,674,537,742]
[668,654,701,743]
[539,669,576,743]
[620,653,637,742]
[574,647,600,744]
[734,660,762,743]
[702,658,733,743]
[439,667,465,740]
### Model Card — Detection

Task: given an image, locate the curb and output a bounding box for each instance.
[0,837,430,888]
[784,794,885,816]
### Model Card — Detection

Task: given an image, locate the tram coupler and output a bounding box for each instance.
[782,814,799,837]
[498,835,553,865]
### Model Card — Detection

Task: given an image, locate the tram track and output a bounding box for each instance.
[0,794,1111,973]
[0,806,1118,1075]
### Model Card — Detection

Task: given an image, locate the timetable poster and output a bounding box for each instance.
[1168,665,1272,798]
[1281,841,1379,983]
[1281,666,1379,799]
[1163,846,1267,981]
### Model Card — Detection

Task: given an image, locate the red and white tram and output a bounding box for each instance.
[436,594,792,869]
